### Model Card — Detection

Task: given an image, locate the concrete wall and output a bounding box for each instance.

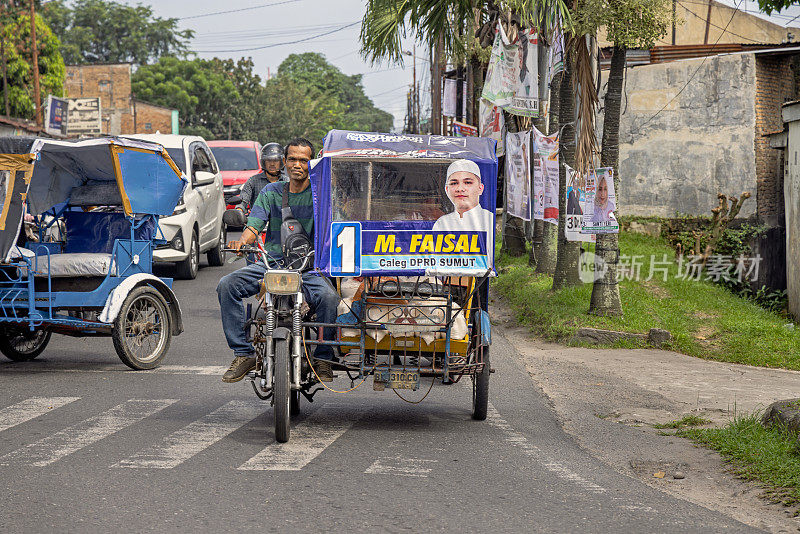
[598,0,799,47]
[785,115,800,318]
[601,53,757,217]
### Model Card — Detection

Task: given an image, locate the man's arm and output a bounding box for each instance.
[228,188,270,252]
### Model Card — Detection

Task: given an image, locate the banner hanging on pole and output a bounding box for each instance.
[532,126,558,225]
[564,164,595,242]
[581,167,619,234]
[505,130,531,221]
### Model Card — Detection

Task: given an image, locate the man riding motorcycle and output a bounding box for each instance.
[239,142,286,211]
[216,138,340,383]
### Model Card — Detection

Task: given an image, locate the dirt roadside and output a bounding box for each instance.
[492,298,800,533]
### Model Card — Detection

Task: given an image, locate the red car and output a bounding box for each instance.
[207,140,262,208]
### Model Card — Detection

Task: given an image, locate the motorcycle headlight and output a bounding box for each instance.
[263,271,302,295]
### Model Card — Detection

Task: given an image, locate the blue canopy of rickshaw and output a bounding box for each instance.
[27,137,186,216]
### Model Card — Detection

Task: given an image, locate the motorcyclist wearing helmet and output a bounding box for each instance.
[239,142,285,212]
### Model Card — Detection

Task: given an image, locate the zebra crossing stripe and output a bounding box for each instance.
[0,397,80,433]
[0,399,177,467]
[365,457,437,477]
[238,405,357,471]
[113,400,263,469]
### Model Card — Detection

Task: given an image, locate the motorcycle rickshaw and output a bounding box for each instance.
[0,136,186,369]
[227,130,496,443]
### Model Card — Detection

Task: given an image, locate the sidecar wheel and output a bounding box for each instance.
[274,337,291,443]
[113,286,172,370]
[0,328,51,361]
[471,346,490,421]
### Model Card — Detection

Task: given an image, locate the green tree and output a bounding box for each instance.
[278,52,393,132]
[576,0,673,315]
[0,9,64,119]
[41,0,193,65]
[132,56,238,139]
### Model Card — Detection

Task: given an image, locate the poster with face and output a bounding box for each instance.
[581,167,619,234]
[316,132,498,277]
[564,164,594,242]
[505,130,531,221]
[532,126,558,225]
[508,29,539,117]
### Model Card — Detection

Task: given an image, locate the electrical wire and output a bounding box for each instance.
[193,20,360,53]
[178,0,301,20]
[629,0,745,136]
[677,1,763,43]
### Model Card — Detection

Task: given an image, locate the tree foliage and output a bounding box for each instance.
[756,0,798,14]
[0,10,65,119]
[278,52,393,133]
[41,0,193,65]
[132,53,393,145]
[574,0,673,49]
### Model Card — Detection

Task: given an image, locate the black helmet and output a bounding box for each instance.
[260,142,284,172]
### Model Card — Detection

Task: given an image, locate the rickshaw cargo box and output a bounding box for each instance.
[310,130,498,278]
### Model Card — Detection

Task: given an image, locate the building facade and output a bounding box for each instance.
[64,63,176,136]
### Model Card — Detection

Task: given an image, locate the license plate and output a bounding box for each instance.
[374,369,420,390]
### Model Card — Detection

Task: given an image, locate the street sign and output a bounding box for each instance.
[44,95,68,136]
[66,98,102,135]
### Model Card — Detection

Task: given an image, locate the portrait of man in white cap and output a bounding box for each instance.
[433,159,495,256]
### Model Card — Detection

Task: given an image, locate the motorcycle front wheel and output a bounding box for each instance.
[273,337,291,443]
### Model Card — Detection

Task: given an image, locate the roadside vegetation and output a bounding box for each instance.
[494,231,800,370]
[680,415,800,515]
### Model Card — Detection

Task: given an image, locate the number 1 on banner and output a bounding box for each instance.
[330,222,361,276]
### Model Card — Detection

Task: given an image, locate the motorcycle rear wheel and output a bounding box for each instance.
[274,337,291,443]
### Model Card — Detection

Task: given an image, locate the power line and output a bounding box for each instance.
[178,0,301,20]
[193,20,360,53]
[678,1,762,42]
[631,0,745,135]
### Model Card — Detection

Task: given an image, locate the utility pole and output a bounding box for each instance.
[431,36,443,135]
[1,14,9,116]
[30,0,41,126]
[412,45,418,133]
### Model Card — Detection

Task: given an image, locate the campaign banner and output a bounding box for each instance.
[453,121,478,137]
[508,29,539,117]
[532,126,558,225]
[582,167,619,234]
[479,99,505,156]
[313,132,498,277]
[505,130,531,221]
[481,22,539,117]
[564,164,594,242]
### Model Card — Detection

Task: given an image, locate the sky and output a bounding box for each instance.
[118,0,800,132]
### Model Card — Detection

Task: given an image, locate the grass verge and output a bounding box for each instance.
[494,232,800,370]
[652,415,712,429]
[681,415,800,514]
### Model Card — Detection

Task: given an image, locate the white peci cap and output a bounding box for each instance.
[446,159,481,181]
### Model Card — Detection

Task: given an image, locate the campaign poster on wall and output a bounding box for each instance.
[505,130,531,221]
[564,164,594,243]
[581,167,619,234]
[313,131,499,277]
[532,126,558,225]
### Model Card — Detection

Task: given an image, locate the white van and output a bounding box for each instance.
[126,134,226,279]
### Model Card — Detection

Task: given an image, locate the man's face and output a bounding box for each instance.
[596,178,608,205]
[285,145,312,183]
[445,171,484,214]
[264,159,282,176]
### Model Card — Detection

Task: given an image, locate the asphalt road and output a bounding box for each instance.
[0,255,757,533]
